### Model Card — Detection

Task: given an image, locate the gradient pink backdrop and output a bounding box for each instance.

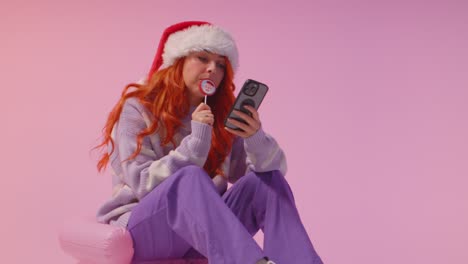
[2,0,467,263]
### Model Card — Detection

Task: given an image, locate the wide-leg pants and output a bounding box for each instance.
[127,165,323,264]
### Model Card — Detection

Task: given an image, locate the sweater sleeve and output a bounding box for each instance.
[228,127,287,183]
[113,99,212,200]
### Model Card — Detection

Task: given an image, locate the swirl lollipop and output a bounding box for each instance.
[199,79,216,104]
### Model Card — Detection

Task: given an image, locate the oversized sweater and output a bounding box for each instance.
[96,97,287,228]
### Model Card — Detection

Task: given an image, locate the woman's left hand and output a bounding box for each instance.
[225,106,261,138]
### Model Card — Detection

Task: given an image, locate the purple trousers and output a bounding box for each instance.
[127,165,323,264]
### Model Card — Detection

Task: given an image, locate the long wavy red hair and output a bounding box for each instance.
[95,57,236,178]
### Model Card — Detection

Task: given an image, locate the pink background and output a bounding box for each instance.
[2,0,467,263]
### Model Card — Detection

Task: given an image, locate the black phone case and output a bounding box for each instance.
[224,79,269,131]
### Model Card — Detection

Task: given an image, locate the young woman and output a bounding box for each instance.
[95,21,323,264]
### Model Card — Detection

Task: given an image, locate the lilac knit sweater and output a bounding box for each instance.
[96,98,287,227]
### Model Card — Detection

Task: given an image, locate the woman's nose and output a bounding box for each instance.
[206,61,217,73]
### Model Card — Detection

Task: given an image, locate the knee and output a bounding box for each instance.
[173,165,210,180]
[236,171,262,192]
[252,169,285,183]
[253,170,293,196]
[175,165,205,175]
[172,165,214,188]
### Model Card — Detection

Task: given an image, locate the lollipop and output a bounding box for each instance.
[199,79,216,103]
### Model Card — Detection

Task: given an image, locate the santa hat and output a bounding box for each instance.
[147,21,239,79]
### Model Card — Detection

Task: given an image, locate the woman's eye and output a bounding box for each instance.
[198,56,208,62]
[216,62,226,69]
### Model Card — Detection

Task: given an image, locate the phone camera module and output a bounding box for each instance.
[244,83,258,96]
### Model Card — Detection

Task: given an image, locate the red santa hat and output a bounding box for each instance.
[147,21,239,79]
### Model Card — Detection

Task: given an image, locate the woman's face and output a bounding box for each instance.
[183,50,226,105]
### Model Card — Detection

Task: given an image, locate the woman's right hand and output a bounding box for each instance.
[192,103,214,126]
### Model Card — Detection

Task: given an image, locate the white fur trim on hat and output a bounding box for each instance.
[160,24,239,71]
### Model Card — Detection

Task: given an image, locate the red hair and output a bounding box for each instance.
[95,57,236,178]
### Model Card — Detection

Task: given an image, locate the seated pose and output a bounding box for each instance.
[95,21,323,264]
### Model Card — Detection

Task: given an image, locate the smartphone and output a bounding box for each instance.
[224,79,269,131]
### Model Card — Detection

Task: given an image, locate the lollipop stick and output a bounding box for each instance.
[204,95,207,104]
